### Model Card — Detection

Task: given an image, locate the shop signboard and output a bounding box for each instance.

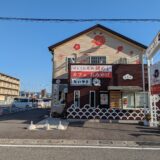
[71,78,92,86]
[151,61,160,94]
[70,65,112,78]
[146,32,160,59]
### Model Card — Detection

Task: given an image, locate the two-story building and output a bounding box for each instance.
[48,24,152,121]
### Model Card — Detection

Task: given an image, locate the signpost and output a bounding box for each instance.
[146,32,160,59]
[146,31,160,127]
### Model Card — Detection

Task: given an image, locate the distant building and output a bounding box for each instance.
[0,73,20,101]
[41,89,47,98]
[20,90,51,99]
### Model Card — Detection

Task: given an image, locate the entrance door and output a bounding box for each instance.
[74,90,80,107]
[90,91,96,107]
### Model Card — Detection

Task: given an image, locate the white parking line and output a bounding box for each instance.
[0,144,160,150]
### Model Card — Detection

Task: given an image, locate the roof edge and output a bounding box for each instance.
[0,73,20,81]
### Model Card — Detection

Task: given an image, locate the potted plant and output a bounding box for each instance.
[144,113,151,126]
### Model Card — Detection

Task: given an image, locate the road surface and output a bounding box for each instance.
[0,145,159,160]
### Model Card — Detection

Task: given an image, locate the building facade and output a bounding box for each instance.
[48,24,160,121]
[0,73,20,101]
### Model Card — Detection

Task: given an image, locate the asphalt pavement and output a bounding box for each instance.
[0,145,160,160]
[0,108,159,143]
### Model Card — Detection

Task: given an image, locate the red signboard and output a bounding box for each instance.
[151,84,160,94]
[151,61,160,94]
[70,65,112,78]
[71,71,112,78]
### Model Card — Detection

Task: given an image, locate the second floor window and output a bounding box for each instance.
[66,57,75,71]
[90,56,106,64]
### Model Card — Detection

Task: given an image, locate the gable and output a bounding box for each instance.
[48,24,147,52]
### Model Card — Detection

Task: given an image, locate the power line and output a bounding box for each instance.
[0,17,160,23]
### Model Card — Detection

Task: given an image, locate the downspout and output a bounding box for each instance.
[50,50,54,116]
[147,59,154,126]
[142,54,146,114]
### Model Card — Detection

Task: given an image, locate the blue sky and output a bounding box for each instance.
[0,0,160,93]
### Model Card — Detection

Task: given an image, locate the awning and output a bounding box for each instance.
[108,86,142,91]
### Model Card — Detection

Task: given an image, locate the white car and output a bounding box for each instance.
[43,98,51,108]
[35,99,45,108]
[12,98,33,108]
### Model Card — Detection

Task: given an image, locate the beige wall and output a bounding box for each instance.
[0,73,20,99]
[52,27,145,79]
[0,95,5,101]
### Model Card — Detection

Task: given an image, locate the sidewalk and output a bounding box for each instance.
[0,109,159,146]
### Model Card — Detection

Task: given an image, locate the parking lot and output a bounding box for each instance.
[0,108,159,142]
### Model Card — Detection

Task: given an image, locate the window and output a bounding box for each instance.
[89,91,96,107]
[74,90,80,108]
[117,58,128,64]
[135,92,148,108]
[122,92,148,109]
[122,92,135,109]
[90,56,106,64]
[66,57,75,71]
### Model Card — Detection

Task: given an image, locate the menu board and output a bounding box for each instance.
[100,93,108,105]
[110,91,121,108]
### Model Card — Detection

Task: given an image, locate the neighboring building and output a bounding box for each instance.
[0,73,20,101]
[41,89,47,98]
[48,24,160,121]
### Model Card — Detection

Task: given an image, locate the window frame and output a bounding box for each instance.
[89,56,107,64]
[66,56,76,71]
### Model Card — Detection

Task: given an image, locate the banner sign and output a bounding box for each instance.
[70,65,112,78]
[151,61,160,94]
[146,32,160,59]
[71,78,92,86]
[151,84,160,94]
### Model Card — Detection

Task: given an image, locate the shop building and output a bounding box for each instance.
[0,73,20,101]
[48,24,156,121]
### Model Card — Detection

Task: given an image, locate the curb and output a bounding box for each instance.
[68,119,140,124]
[0,139,160,147]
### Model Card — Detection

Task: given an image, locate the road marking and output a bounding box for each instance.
[0,144,160,150]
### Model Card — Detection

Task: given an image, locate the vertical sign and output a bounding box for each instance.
[151,61,160,94]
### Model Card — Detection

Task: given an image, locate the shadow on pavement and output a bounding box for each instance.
[0,108,50,124]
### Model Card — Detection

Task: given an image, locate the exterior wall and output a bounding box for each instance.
[66,65,160,121]
[53,27,145,79]
[50,26,158,121]
[0,73,20,101]
[67,64,143,108]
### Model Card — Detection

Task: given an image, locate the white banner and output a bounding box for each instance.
[71,78,92,86]
[71,65,112,72]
